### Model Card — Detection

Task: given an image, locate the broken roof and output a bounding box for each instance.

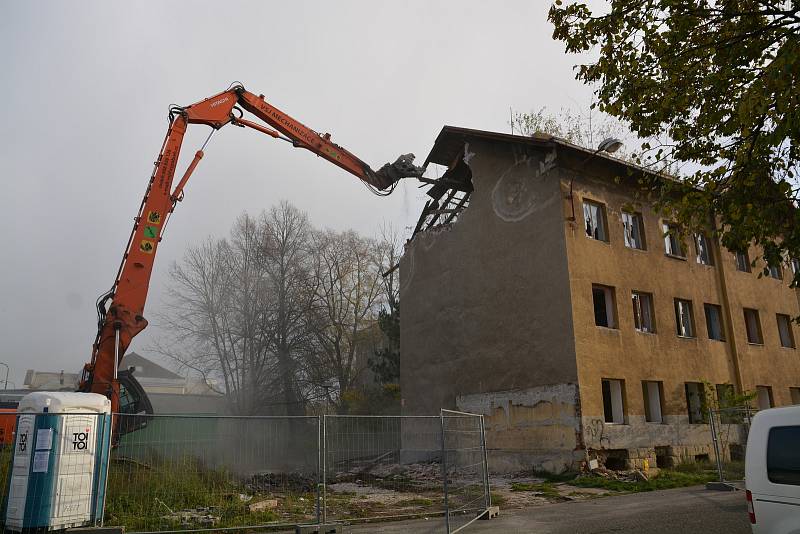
[424,125,667,179]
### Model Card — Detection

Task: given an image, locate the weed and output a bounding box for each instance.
[510,482,561,498]
[569,469,716,493]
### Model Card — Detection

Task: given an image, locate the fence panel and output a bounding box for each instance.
[441,410,489,534]
[109,414,321,532]
[323,415,444,533]
[708,407,752,484]
[0,411,491,533]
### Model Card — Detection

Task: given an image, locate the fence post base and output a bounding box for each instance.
[477,506,500,520]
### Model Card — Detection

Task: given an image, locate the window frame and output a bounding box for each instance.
[685,382,706,424]
[642,380,664,423]
[694,233,714,266]
[674,298,696,338]
[703,303,725,341]
[622,211,646,250]
[744,308,764,345]
[768,263,783,280]
[592,284,618,329]
[735,250,752,272]
[602,378,626,424]
[756,385,774,410]
[632,291,656,333]
[777,313,796,349]
[583,199,609,243]
[663,222,685,258]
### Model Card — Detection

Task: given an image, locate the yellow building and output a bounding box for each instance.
[400,126,800,472]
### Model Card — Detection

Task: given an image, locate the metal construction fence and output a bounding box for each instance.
[708,406,753,485]
[0,410,492,534]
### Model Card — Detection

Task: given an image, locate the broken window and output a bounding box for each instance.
[744,308,763,344]
[777,314,795,348]
[735,251,751,272]
[685,382,706,424]
[602,379,626,424]
[622,211,645,250]
[756,385,774,410]
[704,304,725,341]
[632,291,655,333]
[583,200,608,242]
[593,285,617,328]
[769,263,783,280]
[790,387,800,405]
[663,222,684,257]
[642,381,664,423]
[694,233,714,266]
[674,298,695,338]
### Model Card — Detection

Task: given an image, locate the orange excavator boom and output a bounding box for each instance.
[78,84,423,419]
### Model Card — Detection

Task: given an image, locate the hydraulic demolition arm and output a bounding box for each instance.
[78,84,424,418]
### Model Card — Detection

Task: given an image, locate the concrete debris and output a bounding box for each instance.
[162,507,220,527]
[249,498,278,512]
[582,467,649,483]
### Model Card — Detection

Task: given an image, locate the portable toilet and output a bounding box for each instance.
[4,392,112,531]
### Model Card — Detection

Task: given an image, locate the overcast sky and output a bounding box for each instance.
[0,1,596,386]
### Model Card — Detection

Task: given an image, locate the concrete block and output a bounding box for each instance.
[478,506,500,520]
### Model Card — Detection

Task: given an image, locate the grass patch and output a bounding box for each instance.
[510,482,561,498]
[490,491,507,506]
[570,469,716,493]
[105,455,314,531]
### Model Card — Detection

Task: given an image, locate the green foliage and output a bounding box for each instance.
[510,482,562,498]
[104,456,312,531]
[570,469,716,493]
[369,305,400,386]
[549,1,800,283]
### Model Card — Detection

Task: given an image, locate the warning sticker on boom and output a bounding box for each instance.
[139,240,155,254]
[143,225,158,239]
[147,211,162,225]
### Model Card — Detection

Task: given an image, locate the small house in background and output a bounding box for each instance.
[24,352,225,415]
[401,126,800,473]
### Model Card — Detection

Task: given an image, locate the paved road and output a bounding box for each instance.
[349,486,751,533]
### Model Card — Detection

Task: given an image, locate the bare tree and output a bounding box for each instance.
[304,229,385,412]
[256,201,314,415]
[156,214,279,414]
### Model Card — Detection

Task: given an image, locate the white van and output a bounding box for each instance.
[745,405,800,533]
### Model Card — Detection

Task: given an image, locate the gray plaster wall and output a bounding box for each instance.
[399,139,578,417]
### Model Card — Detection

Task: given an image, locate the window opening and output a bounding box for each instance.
[704,304,725,341]
[623,212,645,250]
[694,233,714,265]
[777,314,795,348]
[602,379,625,424]
[583,200,608,242]
[685,382,706,423]
[675,299,695,337]
[593,285,617,328]
[744,308,763,344]
[632,291,655,333]
[642,381,663,423]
